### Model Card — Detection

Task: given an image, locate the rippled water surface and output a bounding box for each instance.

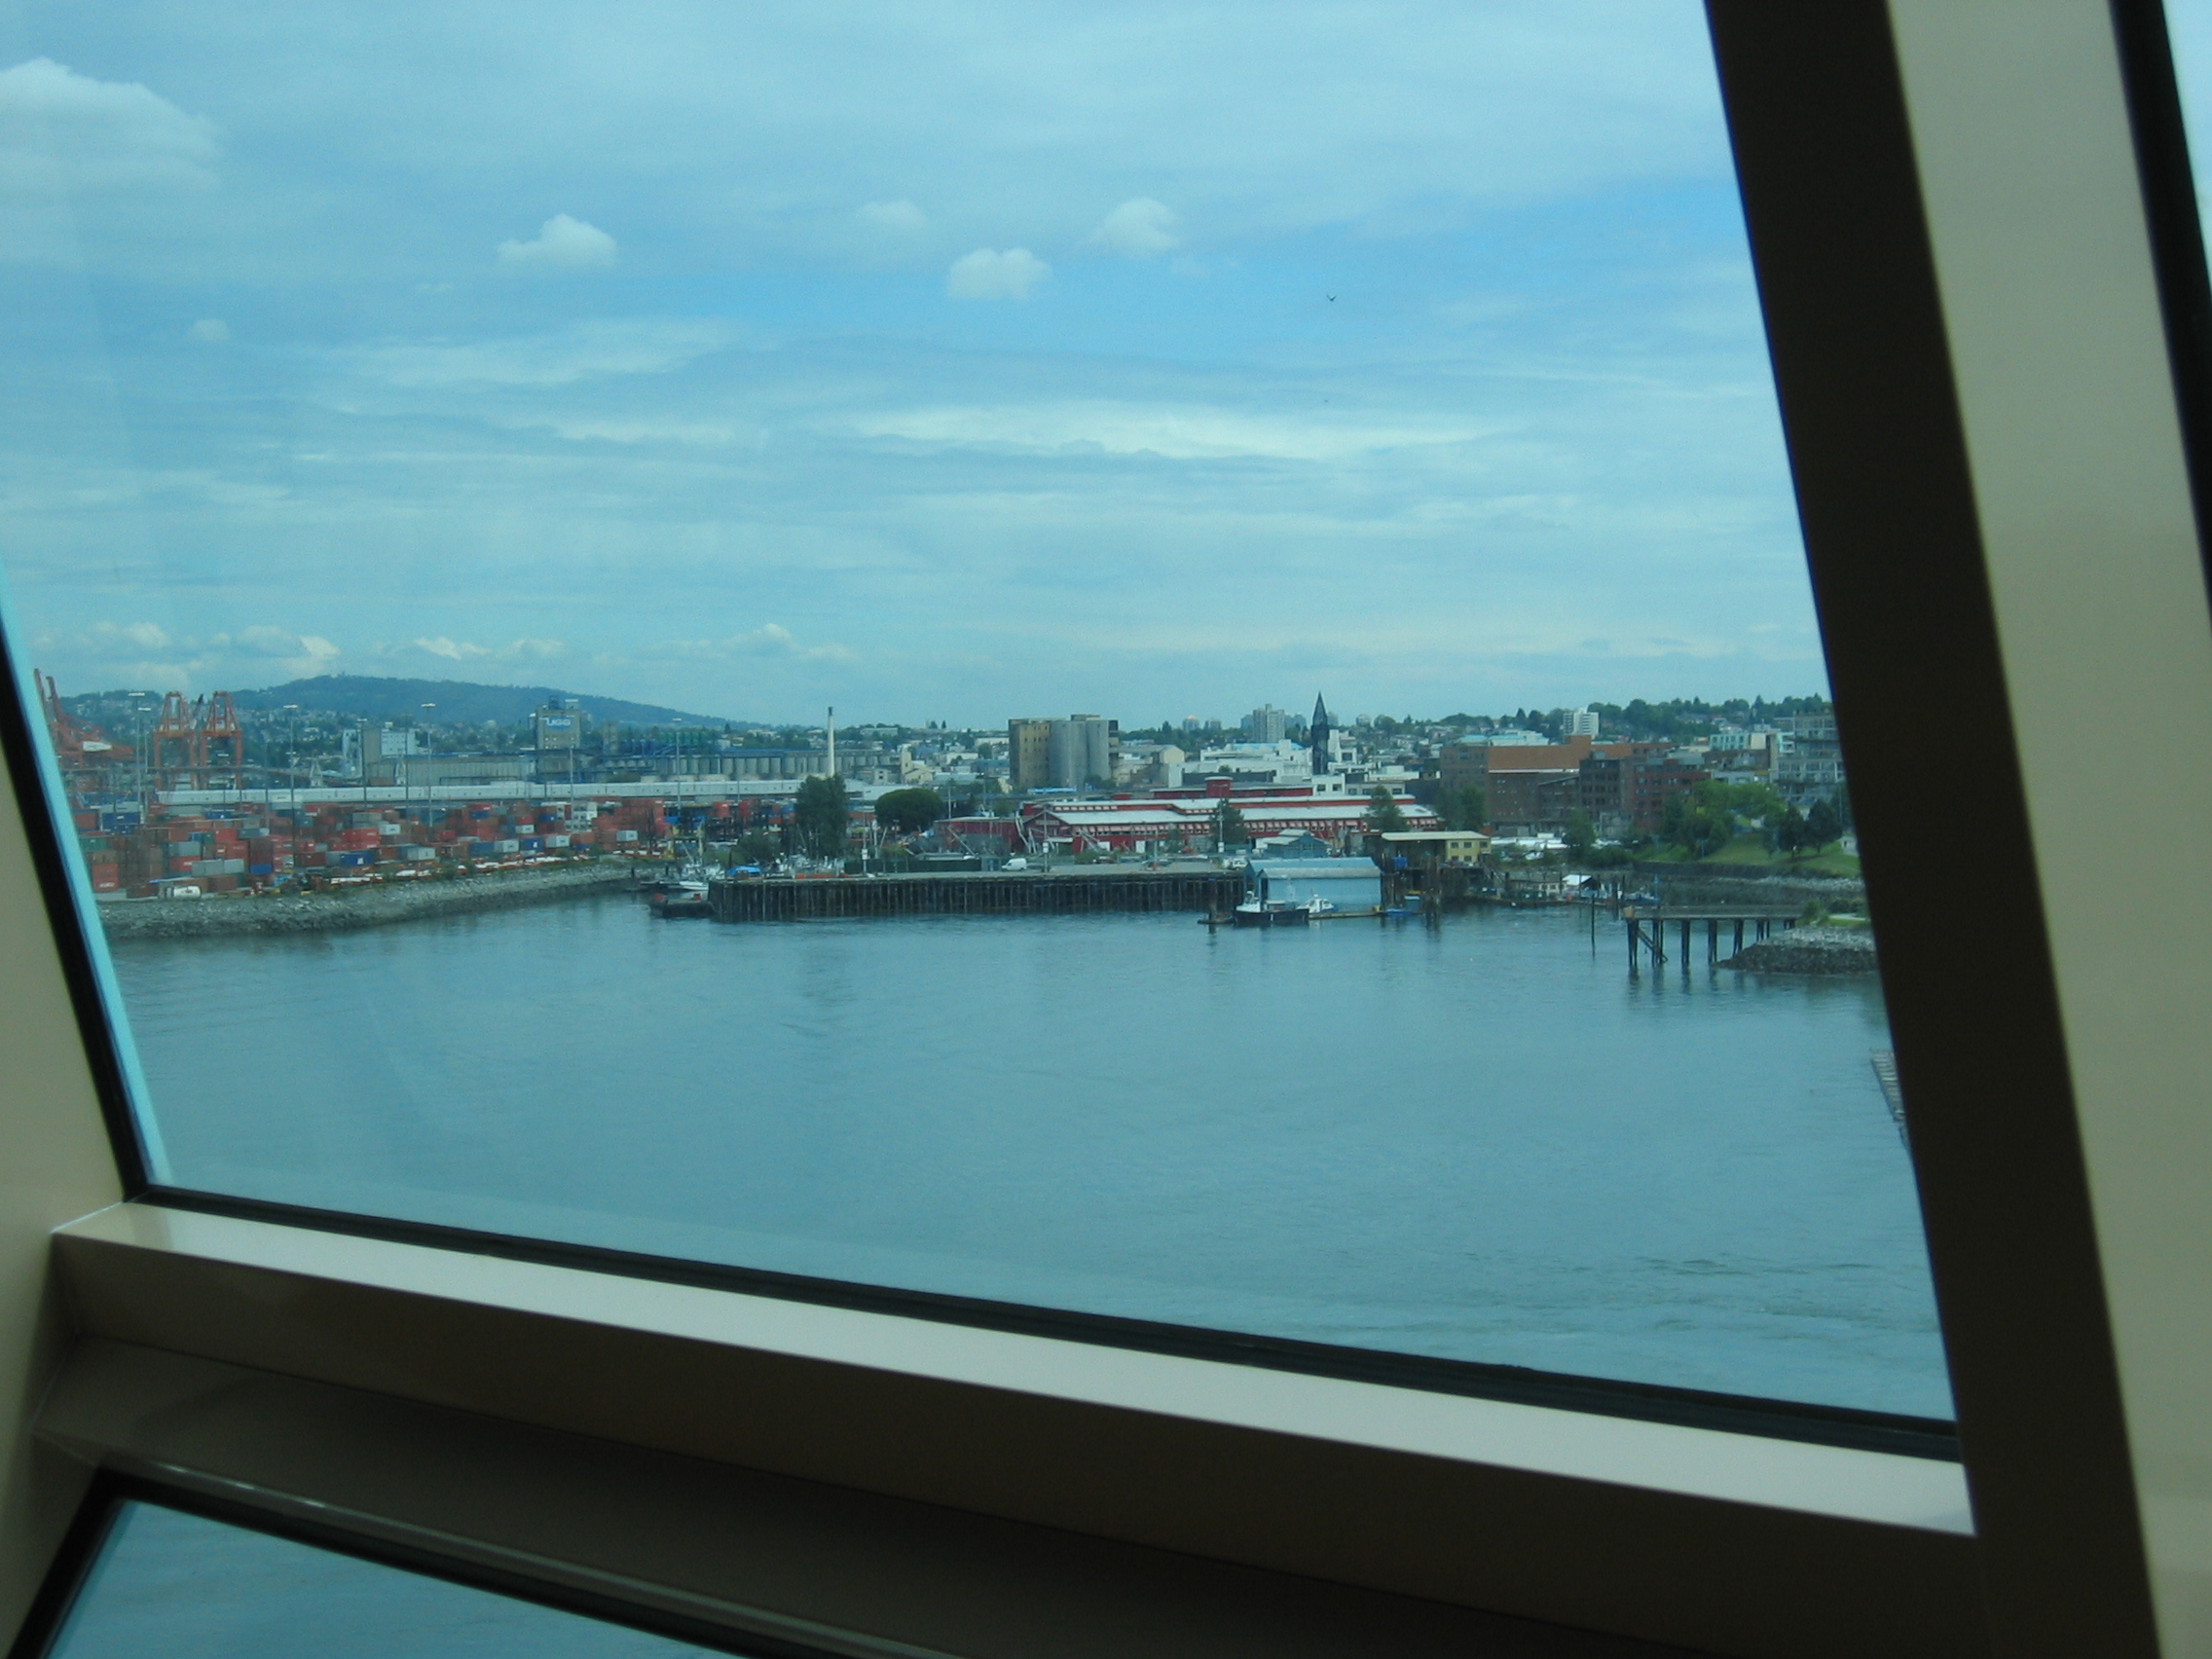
[106,898,1948,1416]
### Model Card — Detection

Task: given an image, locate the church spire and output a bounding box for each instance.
[1309,693,1333,775]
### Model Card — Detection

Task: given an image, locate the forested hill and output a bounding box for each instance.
[229,677,737,727]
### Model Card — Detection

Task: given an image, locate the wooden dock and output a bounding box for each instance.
[1622,906,1804,976]
[710,868,1244,923]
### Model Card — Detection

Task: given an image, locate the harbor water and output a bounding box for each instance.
[105,898,1950,1419]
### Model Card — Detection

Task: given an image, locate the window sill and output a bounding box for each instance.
[48,1201,1981,1657]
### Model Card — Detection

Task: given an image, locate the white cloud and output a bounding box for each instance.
[497,213,617,269]
[855,401,1499,462]
[186,317,229,343]
[219,626,338,663]
[410,636,566,663]
[1088,198,1179,257]
[96,621,173,650]
[859,199,926,231]
[527,417,748,447]
[415,637,489,661]
[946,247,1049,301]
[0,57,219,194]
[44,622,341,692]
[353,319,738,387]
[666,624,852,663]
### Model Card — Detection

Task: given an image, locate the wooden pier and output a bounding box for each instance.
[1622,906,1804,976]
[710,868,1244,923]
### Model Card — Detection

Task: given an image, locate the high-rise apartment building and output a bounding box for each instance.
[1242,704,1288,743]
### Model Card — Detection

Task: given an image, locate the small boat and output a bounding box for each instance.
[1232,899,1309,928]
[647,879,711,918]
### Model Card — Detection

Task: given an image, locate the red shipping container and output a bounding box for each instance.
[90,864,120,891]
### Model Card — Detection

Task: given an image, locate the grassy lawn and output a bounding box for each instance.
[1623,837,1862,876]
[1671,835,1863,876]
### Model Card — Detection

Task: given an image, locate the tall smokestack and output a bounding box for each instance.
[827,706,835,777]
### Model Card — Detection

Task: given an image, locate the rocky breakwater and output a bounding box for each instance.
[1718,924,1880,976]
[95,862,639,942]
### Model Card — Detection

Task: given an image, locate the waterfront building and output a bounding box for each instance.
[1020,784,1438,856]
[1378,830,1491,867]
[1246,859,1383,913]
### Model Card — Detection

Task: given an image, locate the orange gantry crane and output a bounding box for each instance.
[147,688,244,791]
[36,672,129,794]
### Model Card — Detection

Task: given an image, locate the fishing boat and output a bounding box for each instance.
[1232,899,1310,928]
[649,880,710,919]
[642,840,714,918]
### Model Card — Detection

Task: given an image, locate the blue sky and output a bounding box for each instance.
[0,0,1827,725]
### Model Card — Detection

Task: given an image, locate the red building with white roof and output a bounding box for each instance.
[1015,781,1438,855]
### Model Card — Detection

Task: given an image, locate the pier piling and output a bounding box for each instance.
[710,868,1245,923]
[1621,906,1801,976]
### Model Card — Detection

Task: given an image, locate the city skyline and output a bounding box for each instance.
[44,668,1832,740]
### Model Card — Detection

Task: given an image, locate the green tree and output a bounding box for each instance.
[1442,782,1487,831]
[1806,796,1843,847]
[1564,809,1597,861]
[875,787,945,836]
[1662,778,1786,858]
[793,775,851,860]
[1366,787,1409,836]
[1771,803,1811,857]
[732,830,779,868]
[1660,784,1733,858]
[1215,800,1248,849]
[1713,779,1786,825]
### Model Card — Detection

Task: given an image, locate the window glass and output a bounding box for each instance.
[1,1,1949,1419]
[2168,1,2212,231]
[45,1500,725,1659]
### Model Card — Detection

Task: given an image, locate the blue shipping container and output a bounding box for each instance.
[248,864,274,876]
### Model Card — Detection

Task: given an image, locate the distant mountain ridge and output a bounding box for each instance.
[229,677,740,727]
